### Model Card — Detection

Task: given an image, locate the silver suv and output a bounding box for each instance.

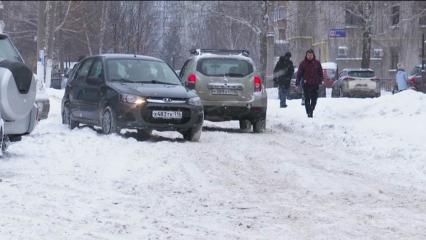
[0,33,39,154]
[179,49,267,133]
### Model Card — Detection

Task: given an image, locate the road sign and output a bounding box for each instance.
[329,28,346,38]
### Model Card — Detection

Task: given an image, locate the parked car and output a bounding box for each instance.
[288,67,326,100]
[179,49,267,133]
[0,33,39,154]
[408,64,425,92]
[62,63,80,89]
[61,54,204,141]
[332,68,380,98]
[287,67,303,99]
[321,62,338,88]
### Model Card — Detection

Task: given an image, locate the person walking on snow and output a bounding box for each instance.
[395,63,409,92]
[273,52,294,108]
[296,49,323,118]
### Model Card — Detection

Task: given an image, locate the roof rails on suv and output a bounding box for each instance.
[189,49,250,57]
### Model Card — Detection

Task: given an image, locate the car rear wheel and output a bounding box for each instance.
[239,119,252,133]
[253,118,266,133]
[101,107,118,135]
[182,127,201,142]
[63,103,78,130]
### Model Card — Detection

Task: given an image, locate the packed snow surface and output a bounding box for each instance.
[0,88,425,239]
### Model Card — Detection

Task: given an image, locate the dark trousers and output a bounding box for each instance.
[278,85,288,107]
[303,85,318,115]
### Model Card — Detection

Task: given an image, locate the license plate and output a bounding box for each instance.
[211,88,238,95]
[152,110,182,119]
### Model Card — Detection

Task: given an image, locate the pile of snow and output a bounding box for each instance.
[0,88,424,239]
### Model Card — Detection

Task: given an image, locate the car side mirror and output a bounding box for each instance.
[87,76,103,85]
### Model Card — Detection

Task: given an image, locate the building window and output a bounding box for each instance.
[345,9,364,26]
[278,29,286,40]
[391,6,400,26]
[338,46,348,57]
[274,6,286,22]
[373,48,384,58]
[420,15,426,26]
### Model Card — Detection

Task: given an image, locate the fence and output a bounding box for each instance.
[379,78,394,92]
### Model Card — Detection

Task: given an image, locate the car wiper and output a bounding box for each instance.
[140,80,178,85]
[110,78,135,83]
[225,73,243,77]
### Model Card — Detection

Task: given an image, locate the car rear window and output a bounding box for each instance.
[0,36,23,63]
[348,71,374,78]
[197,58,253,77]
[324,69,336,79]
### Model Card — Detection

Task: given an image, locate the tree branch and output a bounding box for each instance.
[54,0,72,32]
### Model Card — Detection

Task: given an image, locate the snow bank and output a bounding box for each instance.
[0,88,424,239]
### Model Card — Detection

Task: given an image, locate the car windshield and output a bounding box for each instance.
[409,66,421,76]
[348,71,375,78]
[0,36,23,63]
[106,59,181,85]
[197,58,253,77]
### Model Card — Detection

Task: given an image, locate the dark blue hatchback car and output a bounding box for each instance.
[61,54,204,141]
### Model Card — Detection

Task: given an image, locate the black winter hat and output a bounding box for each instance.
[284,52,291,58]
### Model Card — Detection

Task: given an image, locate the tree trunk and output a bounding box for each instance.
[84,21,93,56]
[98,1,108,54]
[259,32,268,81]
[36,1,47,65]
[361,1,372,69]
[259,0,269,81]
[45,1,56,61]
[361,29,371,68]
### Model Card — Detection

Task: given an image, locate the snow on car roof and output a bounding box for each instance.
[321,62,337,69]
[343,68,374,72]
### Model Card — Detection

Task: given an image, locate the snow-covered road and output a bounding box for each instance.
[1,89,425,239]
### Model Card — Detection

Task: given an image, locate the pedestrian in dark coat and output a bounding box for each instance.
[273,52,294,108]
[296,49,323,118]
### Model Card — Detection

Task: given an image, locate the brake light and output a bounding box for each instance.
[343,77,355,81]
[188,73,197,84]
[254,75,262,92]
[409,76,416,84]
[371,78,380,82]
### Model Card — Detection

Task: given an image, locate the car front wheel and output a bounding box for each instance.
[182,127,201,142]
[137,129,152,140]
[101,106,118,134]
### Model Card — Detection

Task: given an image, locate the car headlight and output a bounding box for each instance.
[188,96,202,106]
[120,94,146,105]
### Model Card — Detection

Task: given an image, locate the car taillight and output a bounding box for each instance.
[343,77,355,81]
[188,73,197,84]
[371,78,380,82]
[409,76,416,84]
[254,75,262,92]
